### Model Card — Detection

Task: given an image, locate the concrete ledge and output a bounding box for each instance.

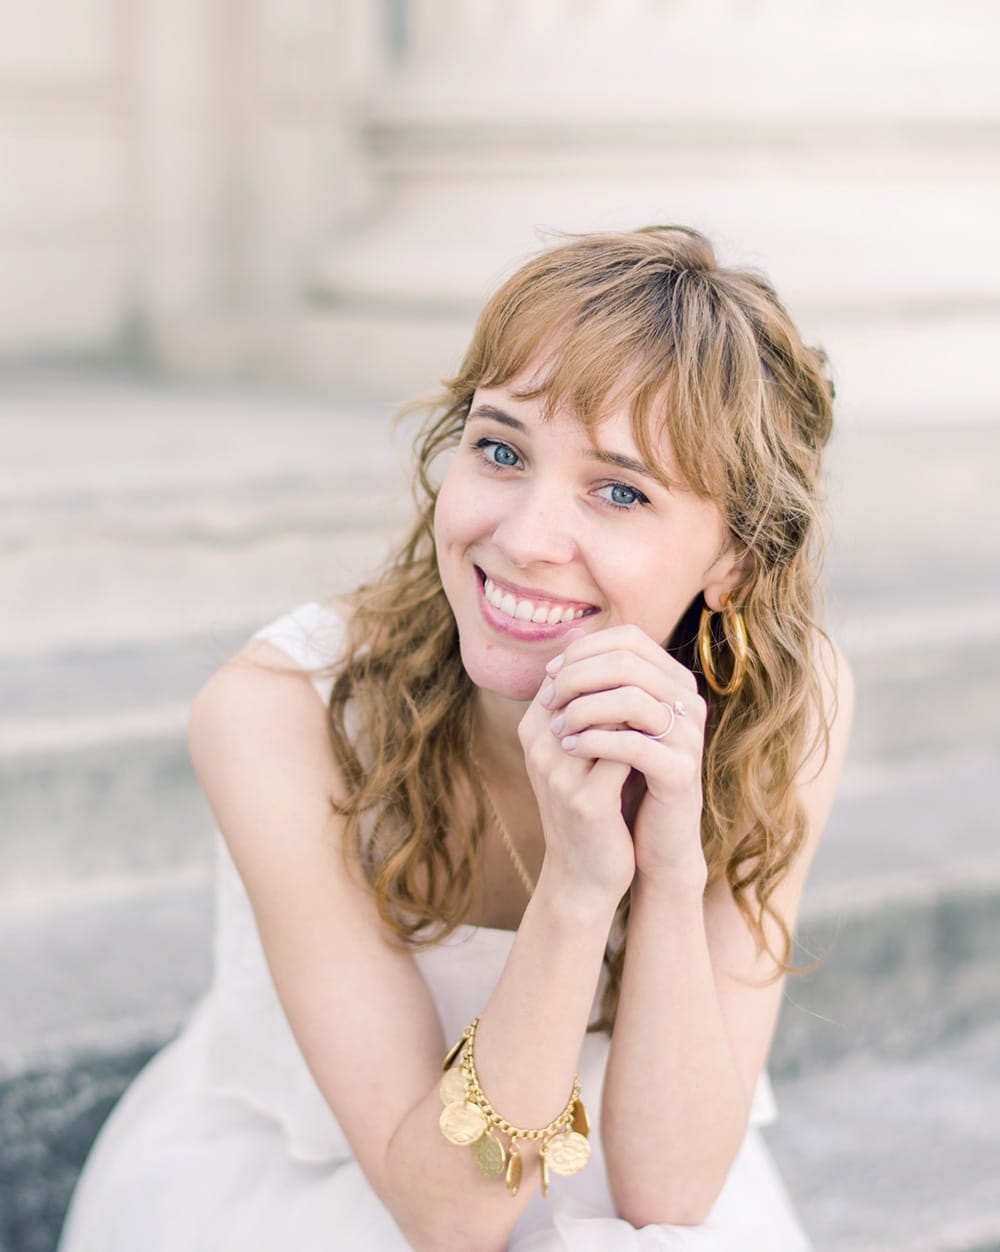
[773,883,1000,1075]
[768,1021,1000,1252]
[0,1044,154,1252]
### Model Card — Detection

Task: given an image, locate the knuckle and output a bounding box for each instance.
[565,788,594,821]
[524,738,549,773]
[612,649,641,678]
[666,753,701,788]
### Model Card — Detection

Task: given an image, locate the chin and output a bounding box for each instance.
[459,639,547,704]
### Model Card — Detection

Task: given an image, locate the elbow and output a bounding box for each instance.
[618,1201,710,1231]
[610,1163,731,1229]
[405,1222,509,1252]
[616,1197,715,1229]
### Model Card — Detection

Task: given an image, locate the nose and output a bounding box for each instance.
[491,482,578,568]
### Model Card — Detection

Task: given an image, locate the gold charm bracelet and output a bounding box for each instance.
[438,1017,591,1197]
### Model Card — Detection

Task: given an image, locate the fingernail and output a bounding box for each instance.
[545,654,564,676]
[550,715,565,735]
[561,734,579,752]
[565,627,587,642]
[540,680,555,707]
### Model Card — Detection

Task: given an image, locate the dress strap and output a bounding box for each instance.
[248,601,346,705]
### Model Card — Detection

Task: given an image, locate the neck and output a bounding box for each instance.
[471,688,532,782]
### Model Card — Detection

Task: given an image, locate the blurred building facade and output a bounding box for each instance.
[2,0,998,417]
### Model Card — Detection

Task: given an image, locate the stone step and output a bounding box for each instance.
[0,369,413,661]
[767,1021,1000,1252]
[3,844,997,1089]
[3,620,996,902]
[3,373,998,664]
[0,880,212,1082]
[3,765,996,1086]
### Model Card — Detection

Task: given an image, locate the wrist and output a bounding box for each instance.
[632,859,708,908]
[532,858,624,933]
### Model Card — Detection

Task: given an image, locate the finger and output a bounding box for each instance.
[546,624,700,692]
[557,727,701,789]
[546,655,705,721]
[520,699,597,785]
[551,688,696,739]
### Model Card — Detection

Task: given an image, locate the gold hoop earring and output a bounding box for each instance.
[698,597,750,697]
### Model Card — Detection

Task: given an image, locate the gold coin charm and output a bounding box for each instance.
[505,1142,523,1196]
[441,1036,465,1072]
[570,1098,590,1138]
[439,1101,488,1146]
[439,1067,466,1106]
[543,1130,591,1176]
[540,1151,550,1197]
[472,1129,507,1179]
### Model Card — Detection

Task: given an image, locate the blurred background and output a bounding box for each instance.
[1,2,998,1250]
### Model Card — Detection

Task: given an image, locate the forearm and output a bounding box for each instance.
[601,870,749,1227]
[383,862,619,1252]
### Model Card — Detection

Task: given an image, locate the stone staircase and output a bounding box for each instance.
[1,370,998,1252]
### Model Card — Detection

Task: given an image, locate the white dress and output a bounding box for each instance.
[59,601,812,1252]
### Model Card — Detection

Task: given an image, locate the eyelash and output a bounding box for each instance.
[470,437,650,512]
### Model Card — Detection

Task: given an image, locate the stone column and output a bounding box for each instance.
[142,0,385,375]
[130,0,233,325]
[0,0,131,355]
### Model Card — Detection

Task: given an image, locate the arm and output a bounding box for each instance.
[539,629,855,1225]
[188,641,619,1252]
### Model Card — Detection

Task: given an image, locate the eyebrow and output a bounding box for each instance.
[468,404,662,484]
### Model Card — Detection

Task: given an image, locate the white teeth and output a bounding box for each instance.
[483,575,589,627]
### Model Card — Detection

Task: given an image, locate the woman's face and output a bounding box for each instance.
[433,373,745,703]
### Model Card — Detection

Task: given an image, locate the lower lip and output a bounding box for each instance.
[475,572,596,642]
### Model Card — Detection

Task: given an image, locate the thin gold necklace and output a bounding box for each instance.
[471,757,536,899]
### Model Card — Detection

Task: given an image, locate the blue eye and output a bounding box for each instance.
[610,484,639,506]
[473,437,521,469]
[598,482,648,509]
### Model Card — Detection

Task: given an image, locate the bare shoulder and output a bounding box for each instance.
[187,632,351,883]
[189,637,332,774]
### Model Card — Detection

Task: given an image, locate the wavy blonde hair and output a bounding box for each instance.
[325,226,834,1031]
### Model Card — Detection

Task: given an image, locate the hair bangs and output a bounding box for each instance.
[460,268,709,495]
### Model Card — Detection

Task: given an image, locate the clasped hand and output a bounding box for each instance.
[517,624,709,904]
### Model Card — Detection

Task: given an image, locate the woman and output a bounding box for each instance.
[59,226,853,1251]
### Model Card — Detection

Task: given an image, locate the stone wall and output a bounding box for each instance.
[2,0,998,416]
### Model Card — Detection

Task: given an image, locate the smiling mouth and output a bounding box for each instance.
[478,570,598,626]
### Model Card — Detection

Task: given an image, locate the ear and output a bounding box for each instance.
[702,544,752,612]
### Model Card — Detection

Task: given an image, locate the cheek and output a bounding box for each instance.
[432,475,464,550]
[434,471,493,549]
[598,547,700,636]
